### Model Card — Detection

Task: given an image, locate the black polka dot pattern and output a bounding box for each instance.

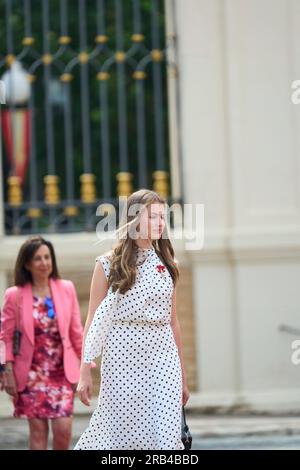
[74,246,184,450]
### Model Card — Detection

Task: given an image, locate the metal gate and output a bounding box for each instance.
[0,0,181,234]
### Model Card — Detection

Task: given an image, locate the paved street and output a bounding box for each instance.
[1,411,300,450]
[3,436,300,450]
[1,393,300,450]
[193,434,300,450]
[3,428,300,450]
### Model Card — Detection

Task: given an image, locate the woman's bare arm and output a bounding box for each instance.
[81,260,108,362]
[77,259,108,405]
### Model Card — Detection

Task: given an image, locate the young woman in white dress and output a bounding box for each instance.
[74,189,190,450]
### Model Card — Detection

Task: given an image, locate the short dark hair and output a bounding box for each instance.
[14,236,60,286]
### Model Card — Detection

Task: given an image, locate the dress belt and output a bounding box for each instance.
[112,320,169,326]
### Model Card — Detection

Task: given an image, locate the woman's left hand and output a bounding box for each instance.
[182,382,190,406]
[4,369,18,398]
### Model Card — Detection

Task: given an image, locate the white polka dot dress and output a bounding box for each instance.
[74,245,184,450]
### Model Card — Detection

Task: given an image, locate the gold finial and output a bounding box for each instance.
[151,49,163,62]
[115,51,126,63]
[7,176,22,206]
[27,207,42,218]
[96,71,110,81]
[80,173,97,203]
[60,73,73,82]
[131,34,145,43]
[6,54,15,66]
[95,35,108,44]
[27,74,36,83]
[44,175,60,205]
[133,71,146,80]
[64,206,78,217]
[42,53,52,65]
[22,37,35,46]
[152,170,169,199]
[116,172,133,197]
[59,36,72,45]
[78,51,89,64]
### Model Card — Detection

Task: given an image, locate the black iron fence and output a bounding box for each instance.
[0,0,181,234]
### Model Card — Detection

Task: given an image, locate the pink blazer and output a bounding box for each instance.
[0,278,83,391]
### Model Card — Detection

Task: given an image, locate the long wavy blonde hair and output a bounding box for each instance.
[106,189,179,294]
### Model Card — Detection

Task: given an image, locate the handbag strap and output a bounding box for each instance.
[15,287,21,331]
[182,405,189,431]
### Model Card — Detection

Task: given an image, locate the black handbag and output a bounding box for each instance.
[181,406,192,450]
[13,329,22,356]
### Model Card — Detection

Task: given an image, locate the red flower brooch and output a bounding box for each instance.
[156,264,167,277]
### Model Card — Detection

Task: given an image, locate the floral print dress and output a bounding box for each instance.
[14,296,74,419]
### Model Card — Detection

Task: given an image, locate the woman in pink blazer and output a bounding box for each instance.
[0,236,83,450]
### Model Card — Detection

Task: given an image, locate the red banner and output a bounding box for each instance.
[1,108,31,185]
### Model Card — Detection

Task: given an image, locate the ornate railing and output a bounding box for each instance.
[0,0,181,234]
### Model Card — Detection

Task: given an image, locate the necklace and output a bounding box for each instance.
[44,296,56,319]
